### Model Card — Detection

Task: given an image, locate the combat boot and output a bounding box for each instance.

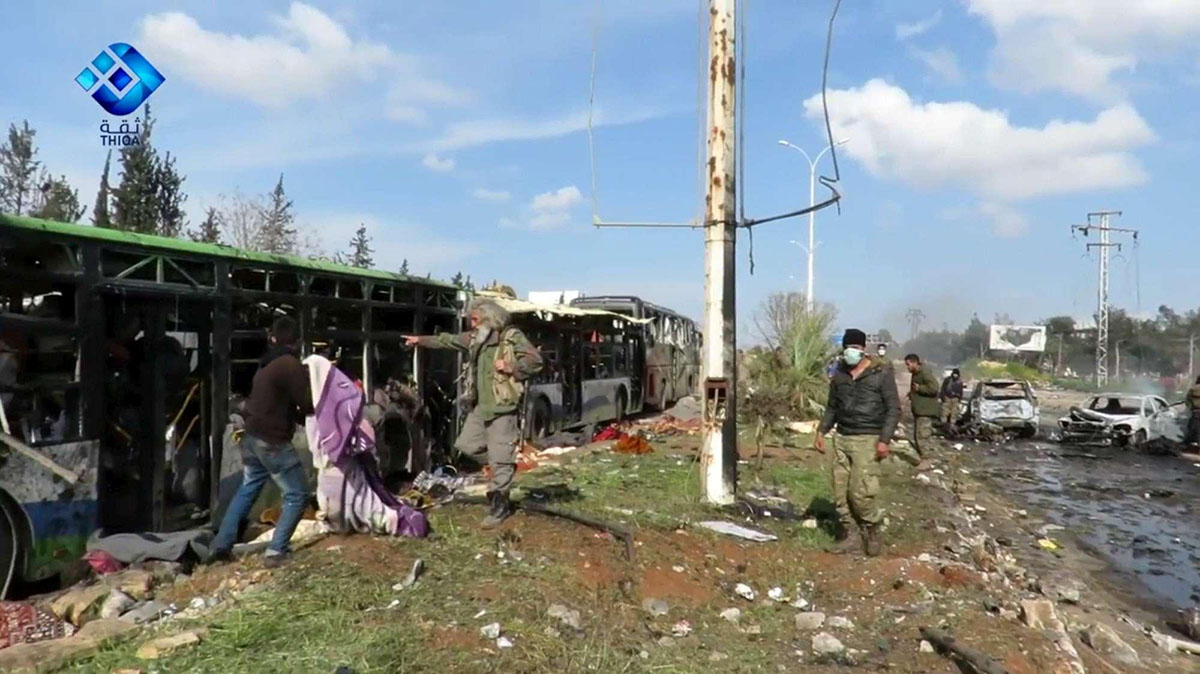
[826,522,862,554]
[862,525,883,557]
[481,491,514,528]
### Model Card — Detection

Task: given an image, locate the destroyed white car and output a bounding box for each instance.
[965,379,1039,438]
[1057,394,1184,447]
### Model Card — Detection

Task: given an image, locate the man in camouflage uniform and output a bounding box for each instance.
[404,298,543,527]
[939,368,965,430]
[1186,376,1200,446]
[815,329,900,557]
[905,354,940,467]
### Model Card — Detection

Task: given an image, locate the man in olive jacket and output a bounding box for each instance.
[404,298,542,527]
[815,329,900,557]
[905,354,940,464]
[1186,375,1200,446]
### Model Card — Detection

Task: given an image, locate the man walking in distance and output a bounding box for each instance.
[905,354,940,469]
[210,316,313,568]
[814,329,900,557]
[939,368,965,432]
[1186,375,1200,447]
[404,298,542,527]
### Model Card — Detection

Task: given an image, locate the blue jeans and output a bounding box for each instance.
[212,434,309,555]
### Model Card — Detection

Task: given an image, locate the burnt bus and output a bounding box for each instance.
[0,213,460,595]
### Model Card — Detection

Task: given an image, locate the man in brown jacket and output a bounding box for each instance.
[210,316,313,567]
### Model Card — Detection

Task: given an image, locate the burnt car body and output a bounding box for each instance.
[1057,394,1184,447]
[964,379,1039,438]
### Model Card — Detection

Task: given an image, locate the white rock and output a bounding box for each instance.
[827,616,855,629]
[917,553,933,562]
[916,474,932,484]
[496,636,513,649]
[801,518,819,529]
[795,611,826,631]
[735,583,756,601]
[791,597,810,610]
[100,590,136,619]
[672,565,685,573]
[480,622,501,639]
[719,608,741,624]
[768,587,786,602]
[919,640,934,653]
[812,632,844,655]
[643,598,669,617]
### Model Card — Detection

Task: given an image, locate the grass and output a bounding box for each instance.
[62,438,939,674]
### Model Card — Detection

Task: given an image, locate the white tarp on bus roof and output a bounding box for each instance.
[477,292,651,324]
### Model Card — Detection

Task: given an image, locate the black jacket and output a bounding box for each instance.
[940,376,964,400]
[245,346,314,445]
[818,356,901,442]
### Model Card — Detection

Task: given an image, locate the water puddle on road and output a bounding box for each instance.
[971,440,1200,612]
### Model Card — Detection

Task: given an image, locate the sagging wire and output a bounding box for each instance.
[739,0,843,230]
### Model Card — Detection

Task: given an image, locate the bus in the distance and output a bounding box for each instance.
[569,295,701,411]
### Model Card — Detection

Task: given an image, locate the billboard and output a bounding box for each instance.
[989,325,1047,352]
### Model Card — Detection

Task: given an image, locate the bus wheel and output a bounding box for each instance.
[531,398,553,439]
[0,502,19,599]
[615,389,628,423]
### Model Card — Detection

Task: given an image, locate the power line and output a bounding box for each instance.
[1070,210,1139,387]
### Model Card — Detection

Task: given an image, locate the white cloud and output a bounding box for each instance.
[895,9,942,40]
[502,185,584,231]
[965,0,1200,101]
[803,79,1155,203]
[139,2,466,118]
[421,153,455,172]
[472,188,511,202]
[944,202,1030,238]
[910,46,963,84]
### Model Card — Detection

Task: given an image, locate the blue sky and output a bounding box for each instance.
[4,1,1200,343]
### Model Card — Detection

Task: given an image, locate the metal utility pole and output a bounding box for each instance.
[700,0,737,505]
[1071,211,1138,387]
[1189,334,1195,381]
[778,138,848,311]
[905,308,925,342]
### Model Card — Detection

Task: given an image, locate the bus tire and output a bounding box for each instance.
[530,397,553,439]
[615,388,628,423]
[0,499,22,599]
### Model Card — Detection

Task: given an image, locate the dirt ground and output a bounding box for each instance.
[32,421,1200,673]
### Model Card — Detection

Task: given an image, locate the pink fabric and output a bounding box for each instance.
[82,550,125,575]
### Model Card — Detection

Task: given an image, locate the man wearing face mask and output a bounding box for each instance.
[404,298,543,527]
[814,329,900,556]
[939,368,965,430]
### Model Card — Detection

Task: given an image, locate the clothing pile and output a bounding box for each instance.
[0,601,73,650]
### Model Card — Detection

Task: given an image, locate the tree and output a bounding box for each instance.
[877,328,894,345]
[962,314,989,359]
[111,106,159,233]
[93,150,112,227]
[258,174,296,254]
[221,191,267,251]
[399,259,410,275]
[0,120,42,215]
[30,175,84,222]
[347,224,374,268]
[189,206,222,244]
[154,151,187,238]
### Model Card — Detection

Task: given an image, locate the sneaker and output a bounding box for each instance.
[863,526,883,557]
[262,551,291,569]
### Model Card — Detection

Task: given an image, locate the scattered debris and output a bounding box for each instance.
[696,521,777,542]
[1018,600,1083,673]
[392,559,425,591]
[657,636,676,648]
[480,623,501,640]
[642,598,669,617]
[671,565,685,573]
[1149,630,1200,656]
[734,583,756,601]
[795,612,826,631]
[708,651,728,662]
[119,601,170,625]
[1080,623,1140,666]
[801,518,819,529]
[136,631,203,660]
[719,608,741,624]
[919,640,934,653]
[1036,538,1060,551]
[671,620,692,637]
[768,587,786,602]
[1039,575,1084,604]
[811,632,845,655]
[496,636,513,649]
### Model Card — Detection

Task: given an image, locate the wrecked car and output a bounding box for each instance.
[1057,394,1184,447]
[964,379,1039,438]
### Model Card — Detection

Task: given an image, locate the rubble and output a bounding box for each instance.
[392,559,425,591]
[0,619,136,673]
[811,632,845,655]
[547,604,582,631]
[696,521,777,542]
[826,616,855,630]
[1080,623,1140,666]
[919,639,934,653]
[734,583,756,601]
[642,598,669,617]
[719,608,741,624]
[136,630,204,660]
[99,590,135,619]
[480,622,501,640]
[119,601,171,625]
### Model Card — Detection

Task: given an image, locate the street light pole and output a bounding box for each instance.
[778,138,848,312]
